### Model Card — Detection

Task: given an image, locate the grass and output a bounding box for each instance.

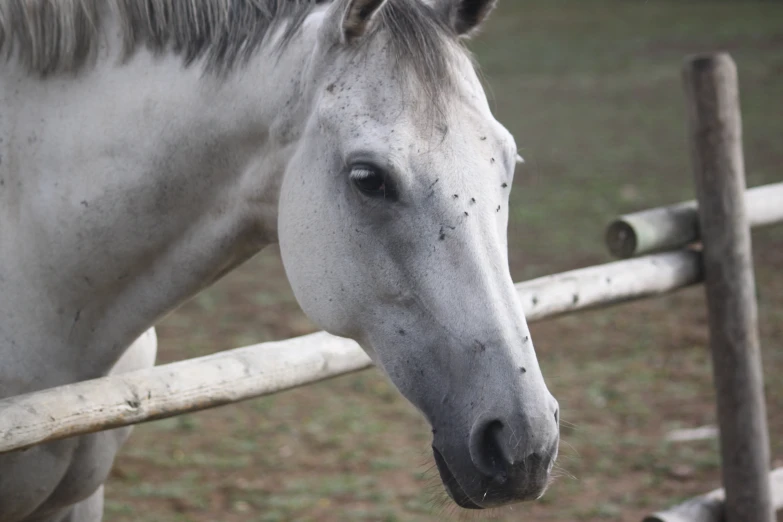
[105,2,783,521]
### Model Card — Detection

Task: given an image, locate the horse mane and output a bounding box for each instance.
[0,0,461,101]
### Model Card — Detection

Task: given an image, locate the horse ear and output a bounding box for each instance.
[325,0,389,44]
[435,0,498,37]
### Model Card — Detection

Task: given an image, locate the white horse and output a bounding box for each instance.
[0,0,560,520]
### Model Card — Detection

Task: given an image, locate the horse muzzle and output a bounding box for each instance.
[432,408,560,509]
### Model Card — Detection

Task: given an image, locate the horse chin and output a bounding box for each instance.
[432,447,484,510]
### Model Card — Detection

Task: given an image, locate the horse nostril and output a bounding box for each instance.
[470,420,507,482]
[554,408,559,424]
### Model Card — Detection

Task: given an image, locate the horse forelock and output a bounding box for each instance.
[0,0,469,110]
[369,0,467,119]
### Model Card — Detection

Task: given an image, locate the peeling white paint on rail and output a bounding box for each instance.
[517,248,703,321]
[0,333,373,453]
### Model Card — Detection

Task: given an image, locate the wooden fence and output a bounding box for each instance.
[0,52,781,521]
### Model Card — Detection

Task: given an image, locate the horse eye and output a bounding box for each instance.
[350,166,394,199]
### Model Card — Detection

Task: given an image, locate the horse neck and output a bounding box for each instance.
[0,13,322,391]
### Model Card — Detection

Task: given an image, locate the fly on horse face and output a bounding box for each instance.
[0,0,560,520]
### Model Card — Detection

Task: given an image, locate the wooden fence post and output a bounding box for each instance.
[682,52,773,522]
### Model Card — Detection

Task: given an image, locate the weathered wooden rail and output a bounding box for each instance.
[0,51,780,522]
[605,182,783,259]
[0,249,704,454]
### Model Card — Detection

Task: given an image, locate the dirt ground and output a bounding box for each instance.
[103,1,783,520]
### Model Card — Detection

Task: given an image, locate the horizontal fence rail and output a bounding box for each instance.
[0,249,704,454]
[605,181,783,259]
[642,467,783,522]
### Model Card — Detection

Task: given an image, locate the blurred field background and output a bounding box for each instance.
[105,1,783,520]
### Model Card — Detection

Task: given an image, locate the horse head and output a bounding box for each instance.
[278,0,560,508]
